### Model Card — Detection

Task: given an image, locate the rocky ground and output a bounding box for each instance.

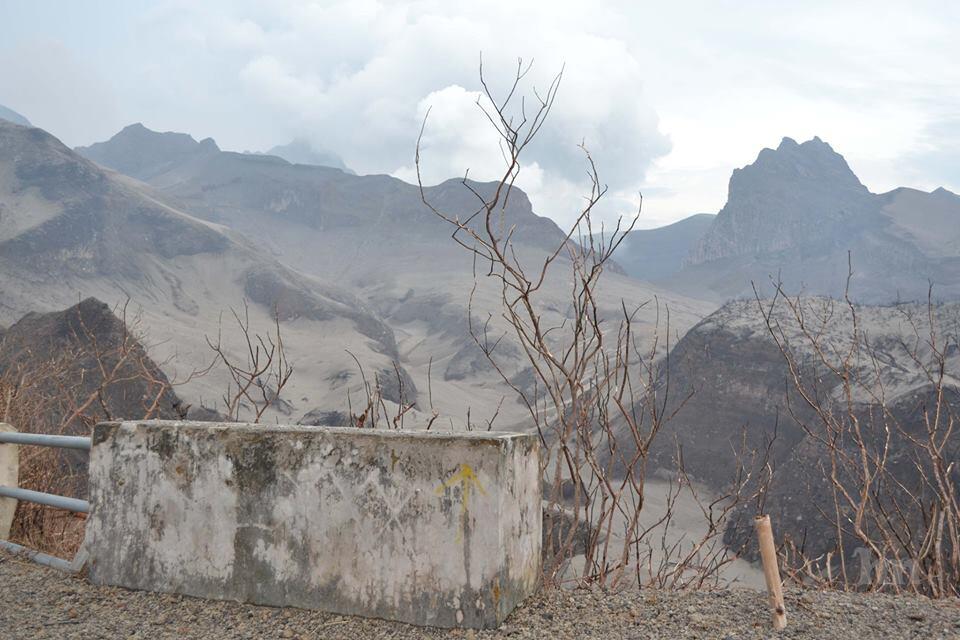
[2,550,958,639]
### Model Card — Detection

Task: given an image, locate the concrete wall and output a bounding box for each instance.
[85,420,540,628]
[0,423,17,540]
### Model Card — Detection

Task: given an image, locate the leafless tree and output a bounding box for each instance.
[416,57,770,588]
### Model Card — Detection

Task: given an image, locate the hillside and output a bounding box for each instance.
[0,119,412,423]
[639,298,958,483]
[623,297,960,564]
[74,123,714,429]
[614,213,714,280]
[0,298,184,431]
[660,137,960,302]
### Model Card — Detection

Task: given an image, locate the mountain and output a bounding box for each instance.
[0,119,412,423]
[614,213,714,280]
[0,298,184,431]
[639,297,960,483]
[263,138,353,174]
[661,137,960,302]
[75,123,221,182]
[0,103,30,127]
[618,297,960,562]
[74,123,714,428]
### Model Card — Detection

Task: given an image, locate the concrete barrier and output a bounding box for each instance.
[85,420,541,628]
[0,423,18,540]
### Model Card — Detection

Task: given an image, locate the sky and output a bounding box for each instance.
[1,0,957,229]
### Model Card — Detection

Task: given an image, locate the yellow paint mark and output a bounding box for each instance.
[436,464,487,506]
[436,464,487,543]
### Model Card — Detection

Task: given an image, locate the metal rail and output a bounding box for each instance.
[0,486,89,513]
[0,429,93,573]
[0,539,77,572]
[0,432,91,451]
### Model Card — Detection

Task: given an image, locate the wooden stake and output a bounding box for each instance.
[754,514,787,631]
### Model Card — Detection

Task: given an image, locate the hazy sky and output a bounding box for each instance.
[1,1,957,228]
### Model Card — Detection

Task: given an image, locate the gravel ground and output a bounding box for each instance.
[2,550,959,639]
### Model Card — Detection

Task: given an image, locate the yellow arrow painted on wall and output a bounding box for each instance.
[436,464,487,542]
[436,464,487,506]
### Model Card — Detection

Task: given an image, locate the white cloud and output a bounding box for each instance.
[1,0,957,228]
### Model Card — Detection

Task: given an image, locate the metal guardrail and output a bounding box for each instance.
[0,429,92,572]
[0,486,90,513]
[0,432,91,451]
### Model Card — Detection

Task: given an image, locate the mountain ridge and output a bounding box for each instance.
[652,136,960,302]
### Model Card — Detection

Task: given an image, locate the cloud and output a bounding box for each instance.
[0,40,121,146]
[197,0,672,227]
[1,0,957,228]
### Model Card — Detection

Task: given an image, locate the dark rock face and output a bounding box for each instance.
[619,298,960,570]
[618,301,808,488]
[723,385,960,568]
[297,409,350,427]
[0,298,183,433]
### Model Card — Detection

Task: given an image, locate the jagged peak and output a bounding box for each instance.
[777,136,799,150]
[102,123,221,153]
[770,135,835,156]
[932,186,958,198]
[738,135,865,193]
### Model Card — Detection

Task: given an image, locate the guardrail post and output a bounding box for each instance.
[0,423,18,540]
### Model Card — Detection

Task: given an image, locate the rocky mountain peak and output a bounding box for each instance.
[739,135,866,194]
[76,123,220,180]
[688,136,875,265]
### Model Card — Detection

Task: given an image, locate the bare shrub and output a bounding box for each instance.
[205,302,293,423]
[754,272,959,598]
[416,58,770,589]
[341,353,419,430]
[2,298,296,557]
[0,301,180,557]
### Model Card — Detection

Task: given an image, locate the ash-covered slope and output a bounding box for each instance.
[77,122,569,255]
[76,123,714,428]
[641,297,960,485]
[663,137,960,302]
[0,119,412,421]
[626,297,959,561]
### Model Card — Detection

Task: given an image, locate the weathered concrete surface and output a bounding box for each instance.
[85,421,541,628]
[0,423,18,540]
